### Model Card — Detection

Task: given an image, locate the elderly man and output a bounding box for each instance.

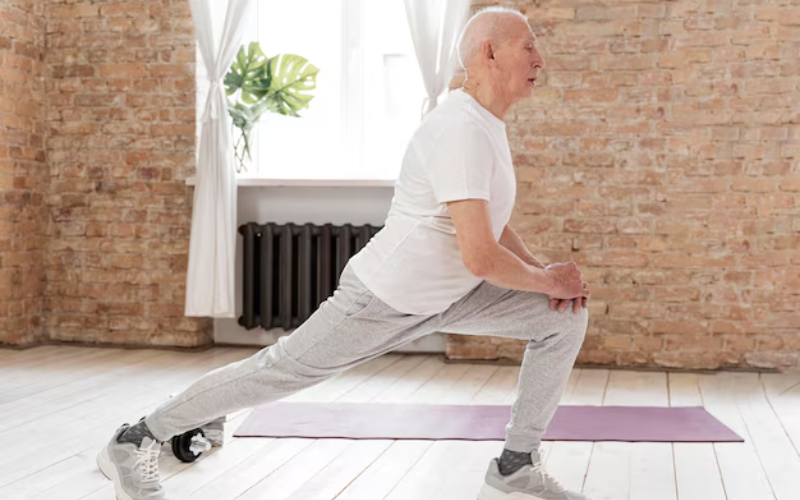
[97,7,591,500]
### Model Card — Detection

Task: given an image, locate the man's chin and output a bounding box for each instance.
[515,86,535,102]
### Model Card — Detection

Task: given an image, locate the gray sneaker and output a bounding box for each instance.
[478,450,591,500]
[96,424,167,500]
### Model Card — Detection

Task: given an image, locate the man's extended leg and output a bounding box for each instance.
[440,281,589,499]
[144,266,436,441]
[97,265,437,500]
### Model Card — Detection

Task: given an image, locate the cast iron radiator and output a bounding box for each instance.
[238,222,382,330]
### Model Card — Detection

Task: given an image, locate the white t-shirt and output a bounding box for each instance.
[349,89,517,315]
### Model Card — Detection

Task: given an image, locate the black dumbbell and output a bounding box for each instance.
[171,428,211,463]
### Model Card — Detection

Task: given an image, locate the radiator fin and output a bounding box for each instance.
[238,222,381,330]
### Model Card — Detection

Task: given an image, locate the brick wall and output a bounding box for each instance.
[0,0,47,345]
[447,0,800,370]
[23,0,210,348]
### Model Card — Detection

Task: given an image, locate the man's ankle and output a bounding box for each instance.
[118,418,159,446]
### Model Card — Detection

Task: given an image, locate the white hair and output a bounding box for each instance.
[456,7,528,69]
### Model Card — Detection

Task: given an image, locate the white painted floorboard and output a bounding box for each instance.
[0,346,794,500]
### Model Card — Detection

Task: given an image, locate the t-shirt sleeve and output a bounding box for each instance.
[428,124,494,204]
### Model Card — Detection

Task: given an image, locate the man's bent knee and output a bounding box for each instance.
[535,302,588,344]
[562,305,588,337]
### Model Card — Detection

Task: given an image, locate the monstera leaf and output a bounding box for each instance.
[261,54,319,117]
[224,42,319,172]
[224,42,271,104]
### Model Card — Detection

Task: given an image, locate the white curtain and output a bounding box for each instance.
[403,0,471,116]
[185,0,254,317]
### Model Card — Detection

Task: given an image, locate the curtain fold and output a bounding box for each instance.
[403,0,471,116]
[185,0,254,317]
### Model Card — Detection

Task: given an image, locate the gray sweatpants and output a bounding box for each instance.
[146,264,588,453]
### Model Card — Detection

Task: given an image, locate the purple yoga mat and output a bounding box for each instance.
[234,403,743,443]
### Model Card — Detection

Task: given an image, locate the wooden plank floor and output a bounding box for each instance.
[1,345,797,500]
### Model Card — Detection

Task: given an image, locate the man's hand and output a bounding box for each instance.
[549,296,588,313]
[545,262,590,313]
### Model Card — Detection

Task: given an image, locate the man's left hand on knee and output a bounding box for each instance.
[549,296,588,313]
[545,262,589,313]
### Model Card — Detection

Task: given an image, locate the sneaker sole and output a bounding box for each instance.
[478,483,547,500]
[96,445,135,500]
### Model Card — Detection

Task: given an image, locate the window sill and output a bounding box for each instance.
[184,176,396,188]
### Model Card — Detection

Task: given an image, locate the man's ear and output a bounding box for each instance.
[482,40,495,63]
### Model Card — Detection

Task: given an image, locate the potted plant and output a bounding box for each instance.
[224,42,319,173]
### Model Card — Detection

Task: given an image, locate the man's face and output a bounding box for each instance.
[493,21,545,102]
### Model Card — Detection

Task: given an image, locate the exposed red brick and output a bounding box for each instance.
[0,0,210,348]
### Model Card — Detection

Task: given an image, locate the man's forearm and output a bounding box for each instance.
[476,243,554,295]
[498,225,544,268]
[497,226,588,311]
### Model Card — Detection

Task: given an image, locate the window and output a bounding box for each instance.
[197,0,428,181]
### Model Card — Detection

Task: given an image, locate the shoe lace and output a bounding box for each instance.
[530,451,567,493]
[133,440,161,484]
